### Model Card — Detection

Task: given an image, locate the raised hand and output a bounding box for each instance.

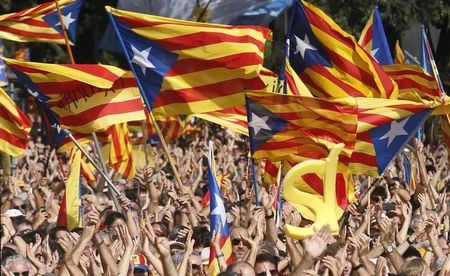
[302,224,332,259]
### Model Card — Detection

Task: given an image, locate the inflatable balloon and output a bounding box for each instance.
[282,143,344,240]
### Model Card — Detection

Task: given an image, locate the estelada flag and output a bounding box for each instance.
[0,0,83,44]
[3,57,146,133]
[288,0,397,99]
[106,6,272,116]
[0,87,31,156]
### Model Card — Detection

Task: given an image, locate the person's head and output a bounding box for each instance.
[188,254,203,276]
[230,227,250,260]
[94,192,110,211]
[399,258,429,276]
[227,261,256,276]
[255,253,278,276]
[370,186,387,208]
[104,211,126,240]
[11,197,26,213]
[12,217,33,232]
[151,222,169,237]
[1,255,36,275]
[192,226,210,255]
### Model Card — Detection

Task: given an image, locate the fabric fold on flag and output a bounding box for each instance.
[207,141,233,276]
[106,6,272,115]
[245,91,359,163]
[0,0,83,44]
[0,88,31,156]
[104,123,135,179]
[3,58,145,133]
[288,0,397,99]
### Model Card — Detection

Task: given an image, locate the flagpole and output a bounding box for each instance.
[149,111,185,191]
[251,158,260,206]
[54,0,123,210]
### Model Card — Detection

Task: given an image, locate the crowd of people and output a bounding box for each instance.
[1,121,450,276]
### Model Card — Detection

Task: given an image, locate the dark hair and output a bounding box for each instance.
[217,272,239,276]
[151,222,169,237]
[1,246,16,262]
[402,246,421,259]
[49,226,68,241]
[11,217,32,231]
[71,227,84,236]
[370,186,387,202]
[192,226,210,248]
[255,253,278,267]
[104,211,126,227]
[168,225,189,242]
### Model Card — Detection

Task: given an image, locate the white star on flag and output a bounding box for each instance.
[293,34,317,59]
[371,48,379,61]
[249,113,271,135]
[55,12,76,29]
[130,45,155,75]
[211,193,226,227]
[380,117,409,147]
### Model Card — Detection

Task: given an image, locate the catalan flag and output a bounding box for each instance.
[57,148,82,230]
[0,0,83,44]
[349,98,432,176]
[288,1,397,99]
[442,114,450,148]
[207,141,233,276]
[104,123,135,179]
[0,88,31,157]
[359,7,393,65]
[106,6,272,116]
[263,160,281,186]
[245,91,358,163]
[3,58,145,133]
[195,106,249,136]
[0,40,6,86]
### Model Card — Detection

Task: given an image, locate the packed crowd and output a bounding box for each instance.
[1,123,450,276]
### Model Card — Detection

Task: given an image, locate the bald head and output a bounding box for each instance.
[228,261,255,276]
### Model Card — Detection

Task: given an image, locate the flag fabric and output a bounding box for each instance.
[245,91,359,163]
[104,123,135,179]
[195,106,249,136]
[0,40,6,86]
[383,64,443,104]
[0,0,83,44]
[57,131,109,153]
[394,40,405,64]
[349,98,432,176]
[207,141,233,276]
[3,58,145,133]
[263,160,281,186]
[442,114,450,148]
[288,0,397,99]
[420,25,445,94]
[0,88,32,156]
[106,6,272,116]
[57,148,82,230]
[359,7,393,65]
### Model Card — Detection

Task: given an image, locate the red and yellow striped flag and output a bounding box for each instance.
[107,6,272,116]
[288,1,398,99]
[394,40,405,64]
[57,148,82,230]
[0,88,31,156]
[0,0,82,44]
[3,58,146,133]
[104,123,135,179]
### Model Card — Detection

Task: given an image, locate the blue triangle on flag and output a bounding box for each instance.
[369,109,432,175]
[245,97,288,155]
[108,14,178,110]
[43,0,84,43]
[370,7,393,65]
[288,1,332,73]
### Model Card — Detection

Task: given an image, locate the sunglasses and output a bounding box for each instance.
[191,264,201,270]
[13,272,29,276]
[13,204,26,210]
[256,270,277,276]
[231,238,243,246]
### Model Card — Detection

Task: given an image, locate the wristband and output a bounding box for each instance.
[352,264,363,271]
[216,253,224,259]
[265,211,275,219]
